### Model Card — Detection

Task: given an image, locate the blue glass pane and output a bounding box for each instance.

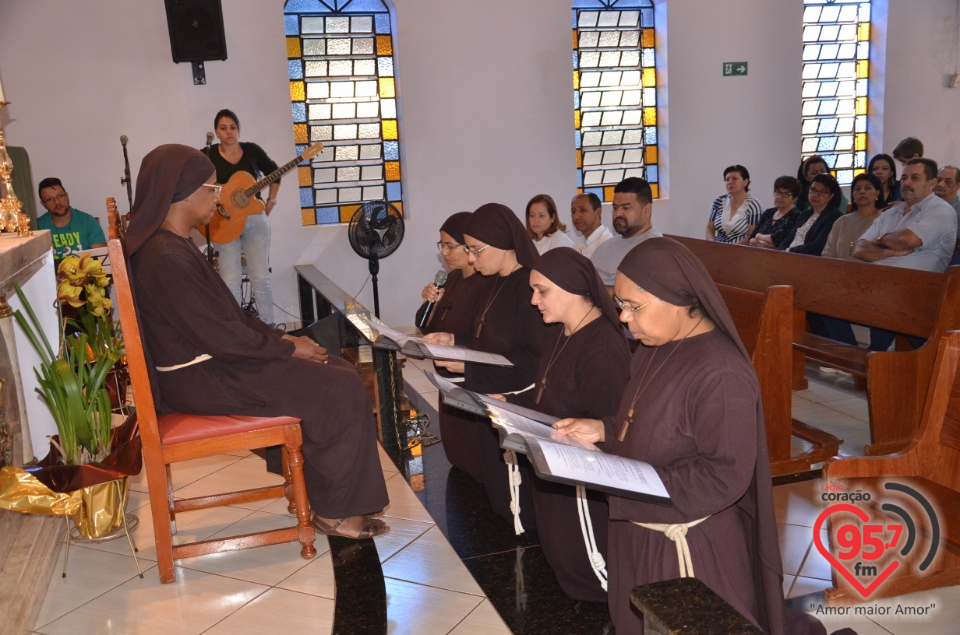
[646,165,658,182]
[384,141,399,160]
[285,15,300,35]
[644,128,657,144]
[377,57,394,77]
[574,92,580,109]
[283,0,326,14]
[573,1,652,8]
[340,0,390,12]
[375,13,391,34]
[572,51,579,69]
[585,187,604,200]
[641,8,654,26]
[300,187,314,207]
[575,130,582,149]
[315,207,338,224]
[577,171,583,188]
[288,59,303,79]
[571,10,578,29]
[387,182,402,202]
[292,102,306,122]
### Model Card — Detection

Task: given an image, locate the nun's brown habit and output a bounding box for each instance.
[126,144,388,519]
[604,238,824,635]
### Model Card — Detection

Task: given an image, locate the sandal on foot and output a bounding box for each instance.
[312,515,390,539]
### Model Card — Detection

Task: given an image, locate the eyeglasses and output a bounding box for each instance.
[201,183,223,197]
[41,192,68,205]
[808,187,830,197]
[464,243,491,257]
[613,296,657,315]
[436,241,463,253]
[773,190,794,198]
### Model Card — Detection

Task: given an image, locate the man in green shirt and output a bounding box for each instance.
[36,177,106,258]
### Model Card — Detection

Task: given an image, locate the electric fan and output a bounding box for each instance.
[348,200,405,317]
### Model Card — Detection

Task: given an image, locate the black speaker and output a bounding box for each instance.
[164,0,228,63]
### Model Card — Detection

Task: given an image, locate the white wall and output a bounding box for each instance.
[0,0,956,326]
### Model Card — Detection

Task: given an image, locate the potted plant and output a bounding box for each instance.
[3,258,139,538]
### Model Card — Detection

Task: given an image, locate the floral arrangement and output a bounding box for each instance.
[12,254,124,465]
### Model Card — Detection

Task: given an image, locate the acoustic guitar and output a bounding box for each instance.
[199,141,324,243]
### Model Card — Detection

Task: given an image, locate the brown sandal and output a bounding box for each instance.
[312,514,390,539]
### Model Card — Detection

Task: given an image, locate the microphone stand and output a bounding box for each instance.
[203,134,217,268]
[119,135,133,236]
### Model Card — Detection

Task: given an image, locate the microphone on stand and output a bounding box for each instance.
[205,131,214,155]
[417,269,449,329]
[119,135,133,218]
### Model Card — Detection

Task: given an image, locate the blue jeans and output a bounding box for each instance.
[214,211,274,325]
[820,316,926,351]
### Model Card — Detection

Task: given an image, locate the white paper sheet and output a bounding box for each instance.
[533,440,670,500]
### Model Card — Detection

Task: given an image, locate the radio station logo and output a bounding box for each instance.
[814,481,941,598]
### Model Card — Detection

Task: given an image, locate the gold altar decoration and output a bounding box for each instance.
[0,87,29,236]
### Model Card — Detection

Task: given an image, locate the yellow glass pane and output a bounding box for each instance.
[340,205,360,223]
[576,149,582,169]
[651,183,659,199]
[392,201,403,215]
[857,60,869,79]
[376,35,392,56]
[290,81,305,101]
[286,37,301,58]
[642,29,655,48]
[854,168,865,177]
[298,166,312,187]
[382,119,398,140]
[573,70,580,90]
[858,23,870,41]
[379,77,396,98]
[856,96,867,115]
[293,124,308,144]
[855,133,866,151]
[604,186,615,202]
[642,68,656,88]
[409,473,424,490]
[643,107,657,126]
[572,29,578,50]
[645,145,658,164]
[301,208,316,226]
[385,161,401,181]
[574,110,581,130]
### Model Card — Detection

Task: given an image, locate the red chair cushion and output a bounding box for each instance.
[158,413,301,445]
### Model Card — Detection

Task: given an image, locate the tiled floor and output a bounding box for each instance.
[32,360,960,634]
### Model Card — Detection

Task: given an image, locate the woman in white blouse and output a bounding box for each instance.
[705,165,764,244]
[526,194,575,254]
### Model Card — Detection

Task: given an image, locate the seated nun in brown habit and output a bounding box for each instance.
[427,203,550,532]
[510,247,630,602]
[556,238,825,634]
[124,144,390,540]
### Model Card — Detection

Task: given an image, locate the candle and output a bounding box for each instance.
[0,75,5,104]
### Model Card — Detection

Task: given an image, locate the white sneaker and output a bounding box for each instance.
[819,366,839,374]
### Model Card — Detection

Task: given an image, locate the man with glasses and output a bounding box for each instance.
[589,177,662,290]
[36,177,106,259]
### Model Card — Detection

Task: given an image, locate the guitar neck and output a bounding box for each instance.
[245,153,307,197]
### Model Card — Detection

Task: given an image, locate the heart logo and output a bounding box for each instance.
[813,504,900,598]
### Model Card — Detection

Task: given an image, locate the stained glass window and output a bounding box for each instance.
[801,0,870,186]
[284,0,403,226]
[573,0,659,201]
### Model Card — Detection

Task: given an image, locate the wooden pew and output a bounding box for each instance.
[821,330,960,604]
[671,235,960,455]
[717,283,841,475]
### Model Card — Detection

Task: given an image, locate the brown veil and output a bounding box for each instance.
[463,203,539,268]
[534,247,622,332]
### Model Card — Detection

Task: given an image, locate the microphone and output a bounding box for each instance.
[417,269,448,329]
[120,134,128,147]
[206,131,214,148]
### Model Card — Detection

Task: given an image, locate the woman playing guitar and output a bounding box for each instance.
[205,108,281,325]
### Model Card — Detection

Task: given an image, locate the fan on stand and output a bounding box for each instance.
[348,200,405,317]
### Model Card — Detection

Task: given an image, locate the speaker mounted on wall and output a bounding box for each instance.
[164,0,228,64]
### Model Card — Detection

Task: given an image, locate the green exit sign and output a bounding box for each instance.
[723,62,748,76]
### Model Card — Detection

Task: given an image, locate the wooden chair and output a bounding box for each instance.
[822,330,960,603]
[107,237,316,583]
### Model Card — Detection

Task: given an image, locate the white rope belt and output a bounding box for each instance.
[505,449,525,535]
[156,354,212,372]
[631,515,710,578]
[576,485,607,590]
